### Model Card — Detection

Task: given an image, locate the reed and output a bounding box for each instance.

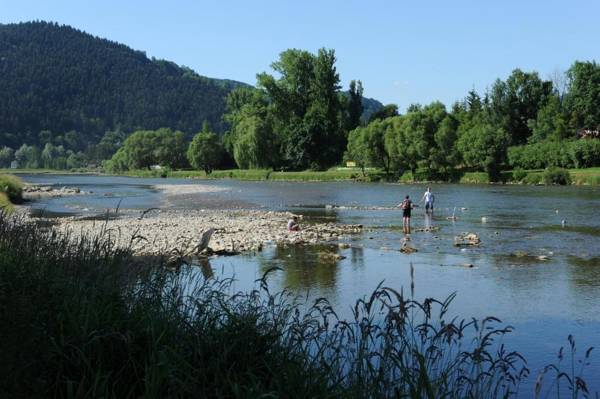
[0,214,595,398]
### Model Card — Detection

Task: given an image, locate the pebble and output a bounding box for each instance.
[47,209,364,257]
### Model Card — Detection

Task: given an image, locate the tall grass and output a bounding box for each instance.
[0,214,595,398]
[0,192,12,213]
[0,173,23,202]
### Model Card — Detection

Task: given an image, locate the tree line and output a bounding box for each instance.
[347,62,600,180]
[2,40,599,178]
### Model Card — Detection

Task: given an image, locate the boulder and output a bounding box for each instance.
[454,232,481,246]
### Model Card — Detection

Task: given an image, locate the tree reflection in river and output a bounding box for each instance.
[258,244,363,291]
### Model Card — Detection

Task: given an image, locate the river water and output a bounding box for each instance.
[21,174,600,394]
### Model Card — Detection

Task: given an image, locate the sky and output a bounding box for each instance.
[2,0,599,111]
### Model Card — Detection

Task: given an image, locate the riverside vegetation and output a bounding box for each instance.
[0,213,596,398]
[2,22,600,184]
[0,173,23,213]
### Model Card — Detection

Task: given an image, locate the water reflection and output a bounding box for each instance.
[196,257,214,280]
[259,244,343,291]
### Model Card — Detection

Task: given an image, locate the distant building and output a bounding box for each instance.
[346,161,356,167]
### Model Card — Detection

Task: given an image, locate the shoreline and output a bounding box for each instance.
[4,167,600,185]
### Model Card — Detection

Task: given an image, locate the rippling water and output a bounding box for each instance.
[21,174,600,394]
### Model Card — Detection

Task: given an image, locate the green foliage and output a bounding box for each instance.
[457,122,510,181]
[345,80,364,131]
[512,168,528,182]
[569,138,600,168]
[4,216,571,398]
[508,140,572,169]
[459,172,490,184]
[232,116,277,169]
[0,174,23,202]
[368,103,399,122]
[14,144,40,168]
[0,21,244,149]
[528,95,569,142]
[488,69,553,144]
[508,138,600,170]
[522,172,543,185]
[0,146,14,167]
[226,48,347,171]
[187,128,223,174]
[565,61,600,130]
[346,119,390,174]
[543,167,572,185]
[106,128,188,171]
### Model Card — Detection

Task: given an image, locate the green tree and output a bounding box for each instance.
[565,61,600,131]
[488,69,553,144]
[107,128,188,170]
[457,122,510,181]
[431,115,460,177]
[528,95,569,142]
[233,116,277,169]
[187,130,223,174]
[369,104,399,122]
[0,147,14,168]
[346,80,364,131]
[15,144,41,168]
[347,119,390,174]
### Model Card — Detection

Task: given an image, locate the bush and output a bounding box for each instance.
[508,139,600,171]
[398,171,414,183]
[512,168,527,182]
[523,172,543,185]
[569,139,600,168]
[543,167,572,185]
[0,174,23,202]
[508,140,573,170]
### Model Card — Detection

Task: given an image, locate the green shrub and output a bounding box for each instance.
[569,139,600,168]
[508,140,573,170]
[543,167,572,185]
[512,168,527,182]
[398,171,414,183]
[0,174,23,202]
[459,172,489,184]
[523,172,543,185]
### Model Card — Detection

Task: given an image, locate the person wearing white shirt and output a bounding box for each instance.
[421,187,434,213]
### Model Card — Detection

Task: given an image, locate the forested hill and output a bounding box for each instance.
[0,21,247,148]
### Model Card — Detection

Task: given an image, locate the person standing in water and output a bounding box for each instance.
[421,187,434,214]
[399,195,414,234]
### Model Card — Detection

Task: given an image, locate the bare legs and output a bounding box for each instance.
[403,216,411,234]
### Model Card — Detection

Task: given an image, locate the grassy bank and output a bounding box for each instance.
[5,166,600,185]
[120,167,378,181]
[0,173,23,213]
[0,215,595,398]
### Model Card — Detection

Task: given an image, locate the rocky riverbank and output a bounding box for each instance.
[23,184,87,199]
[49,209,363,256]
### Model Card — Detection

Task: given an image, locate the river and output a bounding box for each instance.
[20,174,600,395]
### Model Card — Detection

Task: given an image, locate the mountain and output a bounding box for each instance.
[0,21,247,149]
[360,96,384,123]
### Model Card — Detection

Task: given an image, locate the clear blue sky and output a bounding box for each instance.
[2,0,599,111]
